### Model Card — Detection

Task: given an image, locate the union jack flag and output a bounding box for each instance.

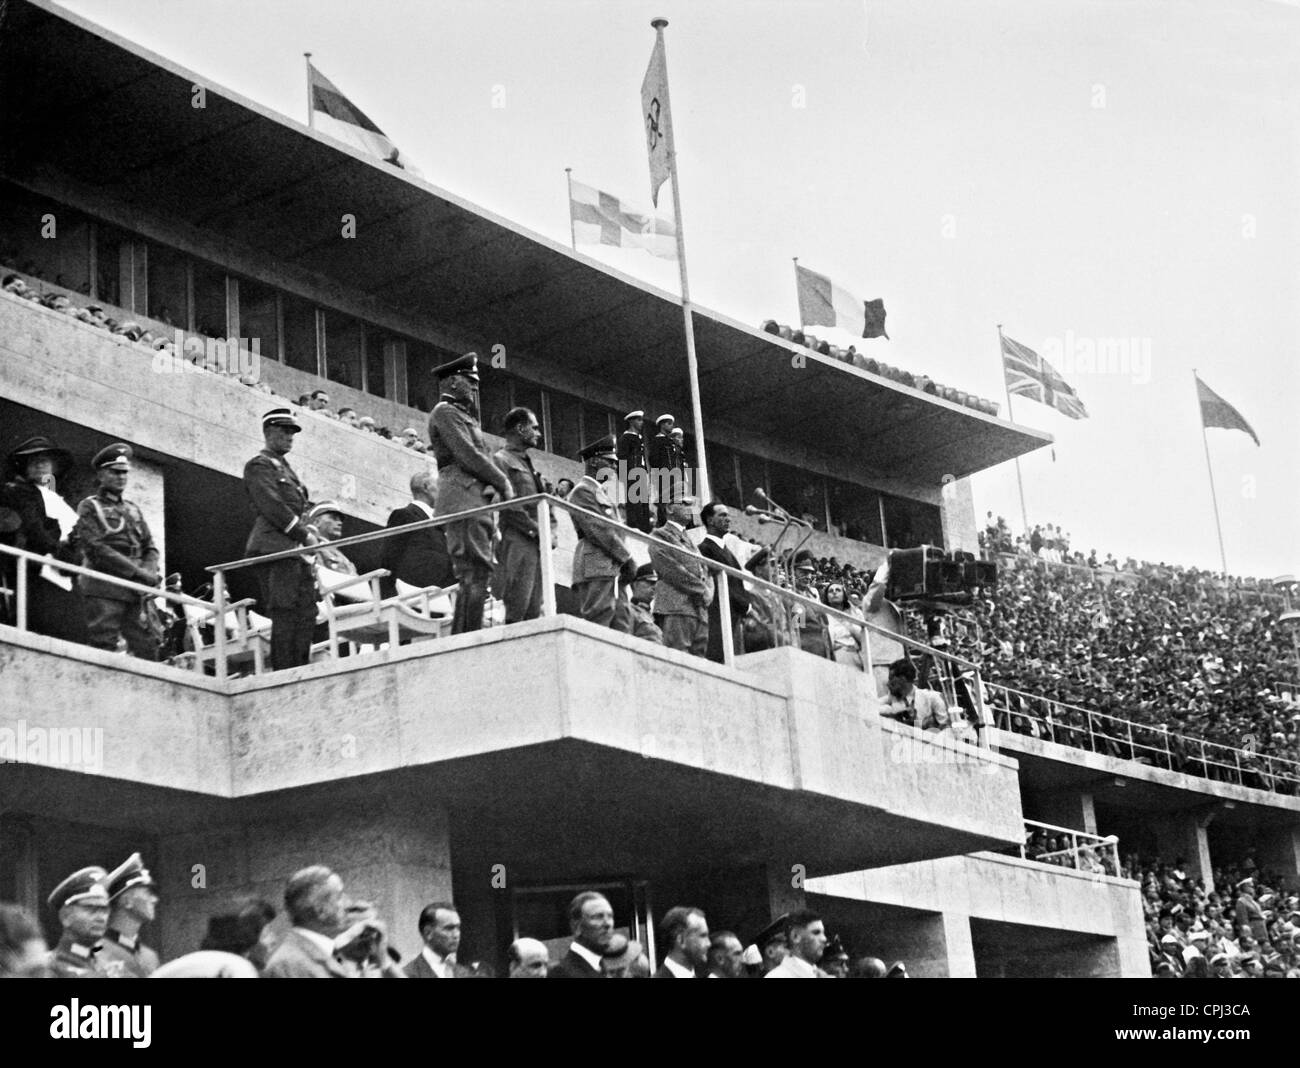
[1000,333,1088,420]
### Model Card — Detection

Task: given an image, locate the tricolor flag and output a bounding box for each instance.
[795,264,888,338]
[569,179,677,259]
[1000,332,1088,419]
[1195,374,1259,446]
[641,34,673,207]
[308,61,420,174]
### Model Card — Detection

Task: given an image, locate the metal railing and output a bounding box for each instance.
[1016,818,1120,876]
[203,492,988,731]
[986,682,1300,794]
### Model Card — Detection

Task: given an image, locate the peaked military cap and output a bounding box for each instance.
[433,352,480,381]
[578,435,618,462]
[92,443,133,470]
[107,853,158,901]
[632,563,658,583]
[48,866,110,911]
[753,913,789,949]
[262,407,302,433]
[306,499,345,522]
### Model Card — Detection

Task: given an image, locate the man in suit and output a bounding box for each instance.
[403,901,471,978]
[706,930,745,978]
[649,495,713,657]
[645,414,682,526]
[697,502,750,663]
[427,353,512,634]
[97,853,161,978]
[380,470,454,597]
[568,436,636,632]
[654,906,709,978]
[492,407,554,623]
[616,410,651,533]
[507,937,550,978]
[549,891,615,978]
[881,658,950,732]
[262,866,355,978]
[242,408,319,670]
[73,443,161,659]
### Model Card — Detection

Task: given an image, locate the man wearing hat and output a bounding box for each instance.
[97,853,161,977]
[73,443,161,658]
[243,408,319,670]
[426,353,512,634]
[790,549,832,660]
[649,495,712,657]
[0,435,86,641]
[747,913,789,975]
[616,410,651,533]
[646,414,683,527]
[740,548,790,653]
[45,866,112,978]
[491,407,555,624]
[1235,878,1267,942]
[305,500,357,578]
[821,935,851,978]
[568,436,635,632]
[628,563,663,644]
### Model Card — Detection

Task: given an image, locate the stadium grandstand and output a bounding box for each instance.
[0,0,1296,985]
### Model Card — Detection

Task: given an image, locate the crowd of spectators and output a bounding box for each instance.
[759,320,1000,416]
[1124,858,1300,978]
[0,861,901,980]
[2,274,430,454]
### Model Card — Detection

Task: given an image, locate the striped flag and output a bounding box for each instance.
[308,61,420,174]
[1195,374,1259,445]
[795,264,888,338]
[1001,333,1088,419]
[569,179,677,259]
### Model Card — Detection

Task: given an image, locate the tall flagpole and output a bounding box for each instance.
[792,256,803,332]
[1194,369,1229,575]
[650,18,709,505]
[998,324,1030,535]
[564,168,577,250]
[304,53,314,128]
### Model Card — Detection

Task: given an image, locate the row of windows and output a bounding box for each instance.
[0,182,942,550]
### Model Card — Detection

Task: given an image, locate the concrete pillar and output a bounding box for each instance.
[155,793,451,962]
[941,912,978,977]
[1031,789,1097,835]
[1152,813,1212,891]
[940,476,977,555]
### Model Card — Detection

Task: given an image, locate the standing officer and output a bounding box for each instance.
[568,436,635,632]
[427,353,512,634]
[97,853,161,978]
[649,494,713,657]
[616,410,651,533]
[74,444,161,658]
[243,408,319,670]
[45,866,112,978]
[646,414,682,526]
[492,407,556,623]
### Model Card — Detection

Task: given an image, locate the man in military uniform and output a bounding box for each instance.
[568,436,636,632]
[646,414,684,526]
[628,563,663,644]
[616,410,651,533]
[97,853,161,978]
[491,407,556,624]
[427,353,512,634]
[243,408,319,670]
[73,444,161,658]
[46,866,112,978]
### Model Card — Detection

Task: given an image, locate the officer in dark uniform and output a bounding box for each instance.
[427,353,513,634]
[45,866,112,978]
[98,853,161,978]
[243,408,319,670]
[73,444,161,658]
[616,410,652,533]
[646,414,683,526]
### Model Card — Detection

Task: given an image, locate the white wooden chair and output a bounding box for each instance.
[314,566,455,658]
[172,596,270,675]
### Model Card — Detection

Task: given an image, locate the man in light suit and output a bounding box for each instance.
[262,866,353,978]
[403,901,470,978]
[697,502,750,663]
[549,891,615,978]
[427,353,512,634]
[881,658,950,732]
[568,436,636,632]
[649,495,713,657]
[379,469,454,598]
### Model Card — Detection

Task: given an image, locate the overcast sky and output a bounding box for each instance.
[61,0,1300,577]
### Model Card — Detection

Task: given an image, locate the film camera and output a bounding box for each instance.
[885,546,996,608]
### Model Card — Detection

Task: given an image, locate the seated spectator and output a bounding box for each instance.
[337,407,359,428]
[305,501,356,579]
[400,427,427,452]
[881,658,950,732]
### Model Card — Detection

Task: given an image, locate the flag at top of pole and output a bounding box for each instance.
[1195,373,1259,446]
[306,57,421,176]
[641,26,673,208]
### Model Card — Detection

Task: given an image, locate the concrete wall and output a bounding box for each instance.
[808,851,1150,977]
